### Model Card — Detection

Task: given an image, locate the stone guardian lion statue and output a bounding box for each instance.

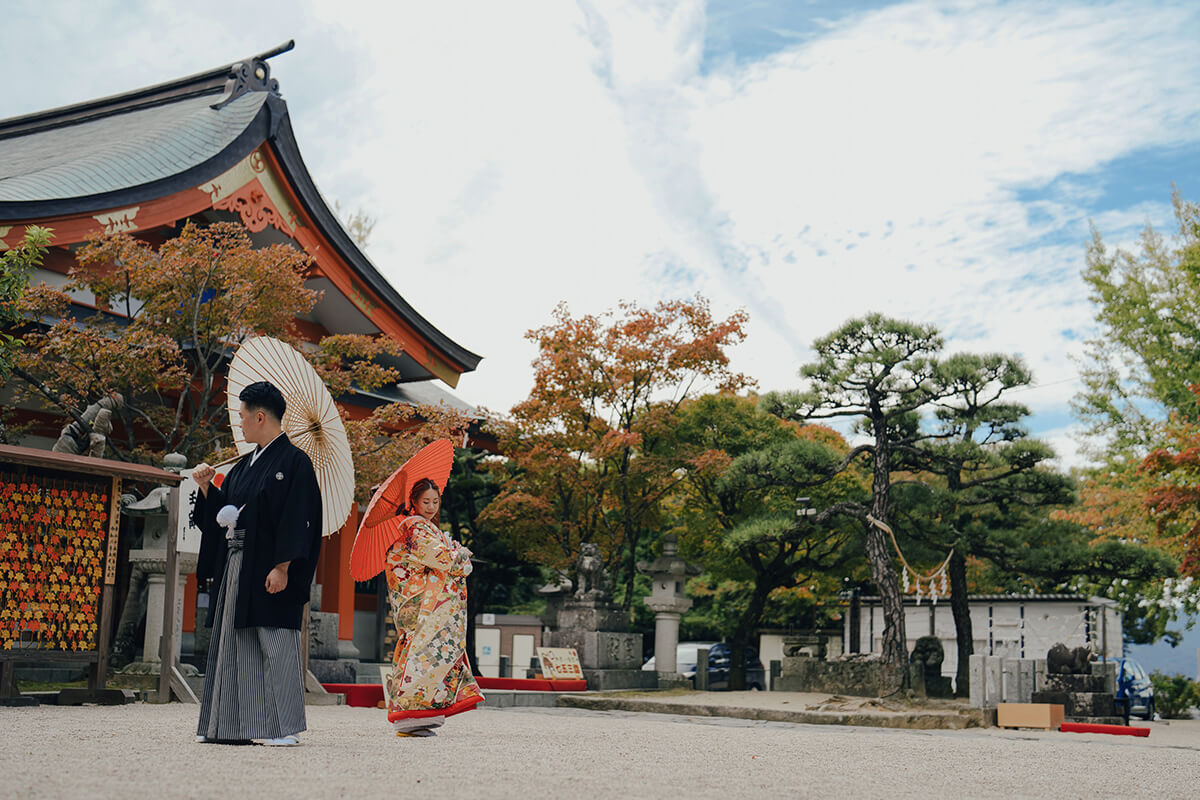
[574,543,607,601]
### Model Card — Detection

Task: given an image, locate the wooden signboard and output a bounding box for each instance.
[0,444,182,702]
[0,470,113,655]
[536,647,584,680]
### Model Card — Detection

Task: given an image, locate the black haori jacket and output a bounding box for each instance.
[194,434,323,630]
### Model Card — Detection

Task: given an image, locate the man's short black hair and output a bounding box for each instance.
[240,381,286,422]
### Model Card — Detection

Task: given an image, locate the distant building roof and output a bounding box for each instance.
[0,41,481,378]
[0,92,266,205]
[858,593,1118,607]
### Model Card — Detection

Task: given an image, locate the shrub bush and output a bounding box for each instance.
[1149,671,1200,718]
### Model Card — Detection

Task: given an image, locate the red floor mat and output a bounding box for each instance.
[323,677,588,708]
[1060,722,1150,737]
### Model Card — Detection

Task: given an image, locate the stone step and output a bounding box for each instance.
[580,668,659,691]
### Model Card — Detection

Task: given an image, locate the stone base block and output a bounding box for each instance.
[308,611,341,660]
[657,674,693,690]
[1031,690,1116,718]
[1041,674,1105,693]
[581,668,658,691]
[556,601,629,633]
[309,658,359,684]
[485,690,566,708]
[546,630,643,670]
[925,676,954,699]
[777,656,903,697]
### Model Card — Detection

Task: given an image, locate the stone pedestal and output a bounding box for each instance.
[555,600,629,634]
[307,581,359,682]
[546,629,642,670]
[129,549,198,664]
[1031,672,1122,725]
[546,599,654,690]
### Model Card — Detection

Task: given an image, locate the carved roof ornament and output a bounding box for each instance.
[212,40,294,110]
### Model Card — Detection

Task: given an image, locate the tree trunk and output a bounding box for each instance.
[948,549,972,697]
[868,412,907,678]
[622,535,637,615]
[729,580,771,691]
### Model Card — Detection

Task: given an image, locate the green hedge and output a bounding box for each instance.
[1149,671,1200,719]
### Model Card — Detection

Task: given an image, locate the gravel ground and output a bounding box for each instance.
[1,702,1197,799]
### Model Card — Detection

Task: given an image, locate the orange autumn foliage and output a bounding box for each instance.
[1142,385,1200,576]
[481,296,751,599]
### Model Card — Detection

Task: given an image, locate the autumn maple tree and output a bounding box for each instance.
[0,225,52,442]
[1142,385,1200,579]
[8,221,476,494]
[481,296,750,612]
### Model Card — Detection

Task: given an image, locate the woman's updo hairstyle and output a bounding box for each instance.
[406,477,441,525]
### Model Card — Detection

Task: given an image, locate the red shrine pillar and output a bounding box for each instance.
[316,507,357,650]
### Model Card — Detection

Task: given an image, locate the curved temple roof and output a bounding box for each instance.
[0,42,481,375]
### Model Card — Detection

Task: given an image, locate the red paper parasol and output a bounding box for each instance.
[349,439,455,580]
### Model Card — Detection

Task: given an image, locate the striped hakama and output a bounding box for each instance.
[197,531,306,741]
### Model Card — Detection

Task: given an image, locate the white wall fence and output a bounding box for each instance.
[848,596,1122,686]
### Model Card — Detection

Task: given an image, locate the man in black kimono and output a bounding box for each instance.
[192,381,322,746]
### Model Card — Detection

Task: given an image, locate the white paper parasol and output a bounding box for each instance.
[226,335,355,537]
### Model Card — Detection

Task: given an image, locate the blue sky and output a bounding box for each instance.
[4,0,1200,469]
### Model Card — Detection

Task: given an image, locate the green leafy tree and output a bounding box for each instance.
[762,314,953,674]
[1149,671,1200,719]
[0,226,52,442]
[670,394,865,688]
[896,352,1070,694]
[1075,189,1200,455]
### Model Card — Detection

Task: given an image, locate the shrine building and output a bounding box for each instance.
[0,42,482,666]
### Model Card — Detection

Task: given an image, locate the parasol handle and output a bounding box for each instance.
[210,422,321,469]
[211,450,251,469]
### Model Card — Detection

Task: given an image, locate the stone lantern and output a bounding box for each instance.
[114,453,198,674]
[638,535,701,684]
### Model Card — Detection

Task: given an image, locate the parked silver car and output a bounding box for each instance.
[642,641,766,690]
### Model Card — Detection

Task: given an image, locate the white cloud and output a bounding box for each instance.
[4,0,1200,467]
[286,1,1200,460]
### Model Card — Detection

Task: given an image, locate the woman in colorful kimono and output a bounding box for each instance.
[385,477,484,736]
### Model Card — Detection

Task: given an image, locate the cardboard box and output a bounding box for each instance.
[997,702,1065,730]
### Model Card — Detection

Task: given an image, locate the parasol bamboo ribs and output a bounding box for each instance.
[209,421,320,469]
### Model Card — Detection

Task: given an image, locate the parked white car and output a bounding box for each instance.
[641,641,719,676]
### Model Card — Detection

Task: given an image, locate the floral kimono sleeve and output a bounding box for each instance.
[403,518,458,573]
[448,546,473,578]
